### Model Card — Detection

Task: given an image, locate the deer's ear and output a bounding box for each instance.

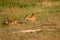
[32,13,35,15]
[24,15,28,19]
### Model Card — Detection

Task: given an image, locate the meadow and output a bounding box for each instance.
[0,0,60,40]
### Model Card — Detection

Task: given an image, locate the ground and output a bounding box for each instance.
[0,0,60,40]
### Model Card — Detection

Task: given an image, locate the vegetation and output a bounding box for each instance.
[0,0,60,40]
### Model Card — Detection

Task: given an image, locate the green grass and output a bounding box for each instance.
[0,0,39,8]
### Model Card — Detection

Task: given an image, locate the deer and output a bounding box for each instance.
[25,13,36,21]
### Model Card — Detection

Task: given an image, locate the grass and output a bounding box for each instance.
[0,0,60,40]
[0,0,39,8]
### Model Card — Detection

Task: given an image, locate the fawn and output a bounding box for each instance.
[25,13,36,22]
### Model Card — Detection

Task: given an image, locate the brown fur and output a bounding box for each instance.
[25,13,36,21]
